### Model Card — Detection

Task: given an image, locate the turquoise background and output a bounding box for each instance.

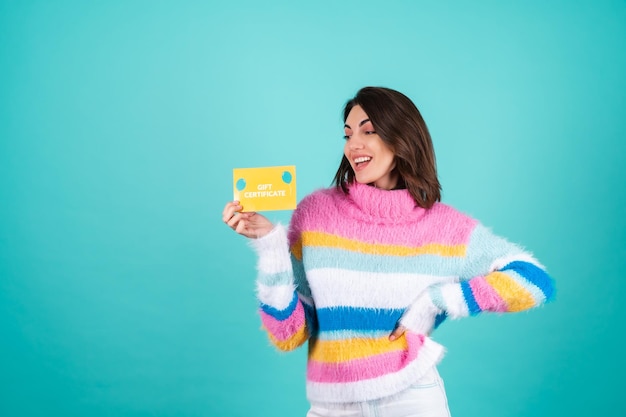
[1,1,624,416]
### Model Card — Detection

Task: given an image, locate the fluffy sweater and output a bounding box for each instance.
[250,182,554,403]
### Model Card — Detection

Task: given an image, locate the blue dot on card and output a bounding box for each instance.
[236,178,246,191]
[282,171,292,184]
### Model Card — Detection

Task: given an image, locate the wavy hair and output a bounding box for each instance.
[332,86,441,209]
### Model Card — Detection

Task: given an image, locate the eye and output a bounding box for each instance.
[343,135,350,140]
[365,130,376,135]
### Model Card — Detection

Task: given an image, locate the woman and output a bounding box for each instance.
[222,87,554,417]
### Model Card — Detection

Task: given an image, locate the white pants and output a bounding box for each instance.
[306,367,451,417]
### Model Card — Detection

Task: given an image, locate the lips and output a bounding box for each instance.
[352,156,372,172]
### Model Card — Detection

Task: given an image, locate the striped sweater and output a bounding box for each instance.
[251,182,554,403]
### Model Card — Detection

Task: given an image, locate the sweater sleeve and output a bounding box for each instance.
[250,224,315,351]
[400,223,555,333]
[437,223,554,317]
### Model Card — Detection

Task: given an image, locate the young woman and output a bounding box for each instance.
[222,87,555,417]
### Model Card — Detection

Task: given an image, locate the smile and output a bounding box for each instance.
[353,156,372,171]
[354,156,372,165]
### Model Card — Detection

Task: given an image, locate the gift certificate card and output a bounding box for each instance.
[233,165,296,212]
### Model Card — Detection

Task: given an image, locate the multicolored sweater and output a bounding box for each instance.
[250,182,554,403]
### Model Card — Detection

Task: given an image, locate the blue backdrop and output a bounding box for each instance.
[1,1,625,416]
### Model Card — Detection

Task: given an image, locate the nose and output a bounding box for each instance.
[347,134,364,150]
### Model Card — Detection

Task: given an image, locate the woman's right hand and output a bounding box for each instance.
[222,201,274,239]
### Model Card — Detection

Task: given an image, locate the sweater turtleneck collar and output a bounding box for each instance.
[343,181,425,221]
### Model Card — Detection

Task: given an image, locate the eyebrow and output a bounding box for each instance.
[344,118,371,129]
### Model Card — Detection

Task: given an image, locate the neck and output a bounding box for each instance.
[370,172,399,190]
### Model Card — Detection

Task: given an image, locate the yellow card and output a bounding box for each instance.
[233,165,297,212]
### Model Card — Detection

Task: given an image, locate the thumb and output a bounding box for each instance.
[389,325,406,341]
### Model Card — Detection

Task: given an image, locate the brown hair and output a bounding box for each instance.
[332,86,441,209]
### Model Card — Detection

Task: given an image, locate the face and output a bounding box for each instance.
[343,105,398,190]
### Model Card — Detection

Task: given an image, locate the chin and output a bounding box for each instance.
[354,176,373,184]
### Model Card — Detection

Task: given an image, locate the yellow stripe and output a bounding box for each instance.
[267,324,308,351]
[290,238,302,261]
[301,231,465,257]
[485,272,536,312]
[309,335,408,363]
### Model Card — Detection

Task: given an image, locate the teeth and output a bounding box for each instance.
[354,157,371,163]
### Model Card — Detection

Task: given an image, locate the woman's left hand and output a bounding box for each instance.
[389,325,406,341]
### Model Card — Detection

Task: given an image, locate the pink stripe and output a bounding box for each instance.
[306,333,425,383]
[469,276,507,312]
[259,302,306,341]
[289,190,476,247]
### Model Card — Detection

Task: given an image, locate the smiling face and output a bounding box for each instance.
[343,105,398,190]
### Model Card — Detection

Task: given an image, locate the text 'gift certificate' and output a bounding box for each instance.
[233,165,296,212]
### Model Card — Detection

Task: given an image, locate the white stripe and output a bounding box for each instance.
[440,283,469,318]
[307,268,456,309]
[249,225,293,274]
[306,337,445,403]
[316,329,389,341]
[490,252,544,272]
[256,282,296,309]
[508,270,546,305]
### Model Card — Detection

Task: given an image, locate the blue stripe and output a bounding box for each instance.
[461,281,481,315]
[501,261,555,300]
[303,247,465,276]
[259,291,298,321]
[292,254,312,297]
[464,225,524,277]
[433,312,447,329]
[258,271,293,286]
[303,301,318,334]
[316,306,404,332]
